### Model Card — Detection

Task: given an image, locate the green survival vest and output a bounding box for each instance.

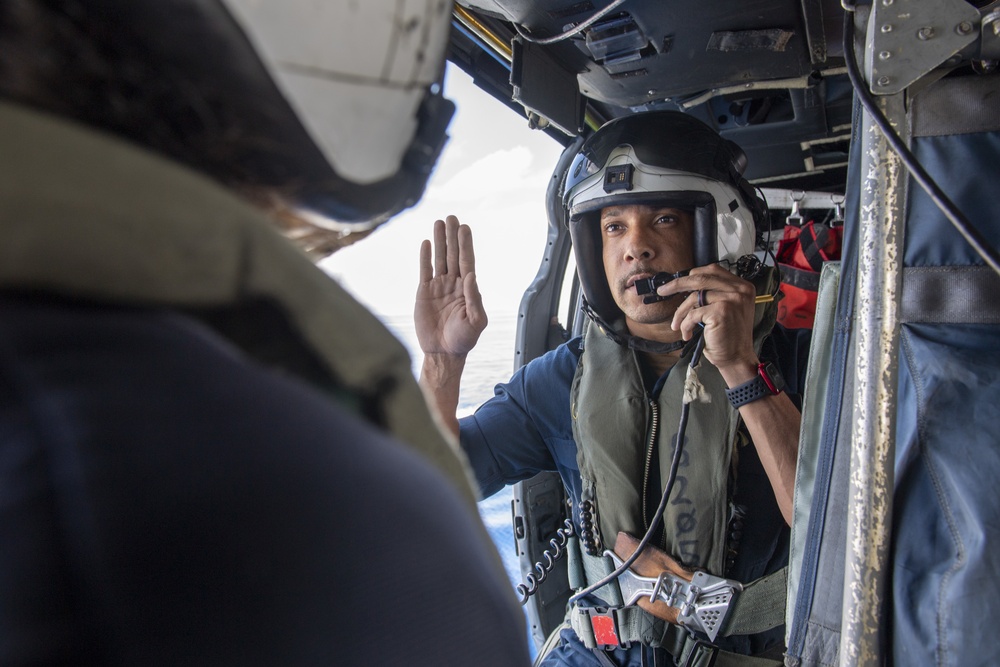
[571,268,780,577]
[563,271,786,665]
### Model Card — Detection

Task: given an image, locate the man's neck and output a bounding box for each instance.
[639,348,683,379]
[625,318,684,378]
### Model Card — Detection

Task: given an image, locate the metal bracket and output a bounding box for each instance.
[982,6,1000,61]
[607,552,742,642]
[866,0,980,95]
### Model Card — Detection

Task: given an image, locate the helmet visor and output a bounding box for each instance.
[572,113,746,187]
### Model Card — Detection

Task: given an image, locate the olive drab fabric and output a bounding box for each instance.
[570,267,780,577]
[572,322,735,575]
[0,101,480,509]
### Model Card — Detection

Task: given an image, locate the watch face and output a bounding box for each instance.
[760,361,786,394]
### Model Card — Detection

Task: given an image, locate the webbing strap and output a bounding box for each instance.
[618,606,670,646]
[570,605,669,648]
[570,610,782,667]
[911,73,1000,138]
[675,639,783,667]
[720,567,787,637]
[901,266,1000,324]
[580,551,624,606]
[779,264,821,291]
[798,223,830,272]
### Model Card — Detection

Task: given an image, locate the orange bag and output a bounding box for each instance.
[775,221,843,329]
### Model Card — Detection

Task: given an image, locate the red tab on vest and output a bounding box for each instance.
[591,614,620,647]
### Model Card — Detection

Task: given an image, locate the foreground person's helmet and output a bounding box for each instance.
[219,0,455,233]
[4,0,455,243]
[564,111,767,329]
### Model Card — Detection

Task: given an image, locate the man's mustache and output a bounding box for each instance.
[619,266,658,293]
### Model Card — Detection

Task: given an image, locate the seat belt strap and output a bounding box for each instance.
[570,604,672,650]
[674,637,784,667]
[901,265,1000,324]
[779,264,821,291]
[720,567,788,637]
[578,549,787,640]
[570,610,783,667]
[580,550,624,606]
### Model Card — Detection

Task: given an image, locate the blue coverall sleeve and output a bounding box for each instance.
[459,339,582,499]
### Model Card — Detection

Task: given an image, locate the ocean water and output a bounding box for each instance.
[379,312,522,417]
[378,313,534,643]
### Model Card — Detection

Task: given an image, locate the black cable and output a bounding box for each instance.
[569,331,706,604]
[841,10,1000,276]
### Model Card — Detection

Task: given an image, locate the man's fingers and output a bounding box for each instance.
[433,218,447,276]
[463,272,488,331]
[670,291,701,332]
[613,532,692,580]
[445,215,461,276]
[458,224,476,277]
[419,239,433,284]
[427,215,473,283]
[613,532,693,624]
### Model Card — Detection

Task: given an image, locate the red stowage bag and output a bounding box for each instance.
[775,220,843,329]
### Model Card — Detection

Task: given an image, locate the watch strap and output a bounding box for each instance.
[726,363,784,408]
[726,375,772,408]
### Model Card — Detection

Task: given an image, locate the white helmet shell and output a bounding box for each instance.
[568,145,757,265]
[564,111,766,325]
[222,0,451,188]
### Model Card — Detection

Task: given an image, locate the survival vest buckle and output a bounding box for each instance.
[607,551,742,642]
[581,606,629,650]
[677,637,719,667]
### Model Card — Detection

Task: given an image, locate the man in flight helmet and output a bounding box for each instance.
[0,1,532,665]
[415,110,806,666]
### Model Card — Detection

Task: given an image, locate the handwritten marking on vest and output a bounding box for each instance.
[670,435,700,565]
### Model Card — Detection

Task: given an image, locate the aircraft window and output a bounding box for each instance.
[558,252,583,339]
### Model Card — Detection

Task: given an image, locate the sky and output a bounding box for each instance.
[322,64,565,320]
[321,66,565,621]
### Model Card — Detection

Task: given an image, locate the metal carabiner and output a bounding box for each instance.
[786,190,805,227]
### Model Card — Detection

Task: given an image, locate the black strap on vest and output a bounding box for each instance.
[901,265,1000,324]
[778,264,821,291]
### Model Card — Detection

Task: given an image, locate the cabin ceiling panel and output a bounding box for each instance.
[456,0,834,106]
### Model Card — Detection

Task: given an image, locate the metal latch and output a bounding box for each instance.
[607,551,742,642]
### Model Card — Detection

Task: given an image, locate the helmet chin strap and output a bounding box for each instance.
[581,300,688,355]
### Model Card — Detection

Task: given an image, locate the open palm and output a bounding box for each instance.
[414,216,487,356]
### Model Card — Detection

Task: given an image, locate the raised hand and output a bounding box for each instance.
[415,215,488,357]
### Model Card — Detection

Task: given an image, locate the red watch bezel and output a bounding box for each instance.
[758,362,781,394]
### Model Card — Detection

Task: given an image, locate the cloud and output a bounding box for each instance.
[323,64,565,319]
[428,145,542,203]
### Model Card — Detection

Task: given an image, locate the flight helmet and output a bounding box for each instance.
[218,0,456,233]
[7,0,455,236]
[564,110,766,330]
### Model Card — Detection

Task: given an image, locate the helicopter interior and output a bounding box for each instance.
[441,1,1000,664]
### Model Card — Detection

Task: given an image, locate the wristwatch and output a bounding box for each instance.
[725,361,786,408]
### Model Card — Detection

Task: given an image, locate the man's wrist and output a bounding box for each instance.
[725,361,786,408]
[421,352,468,386]
[719,358,759,389]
